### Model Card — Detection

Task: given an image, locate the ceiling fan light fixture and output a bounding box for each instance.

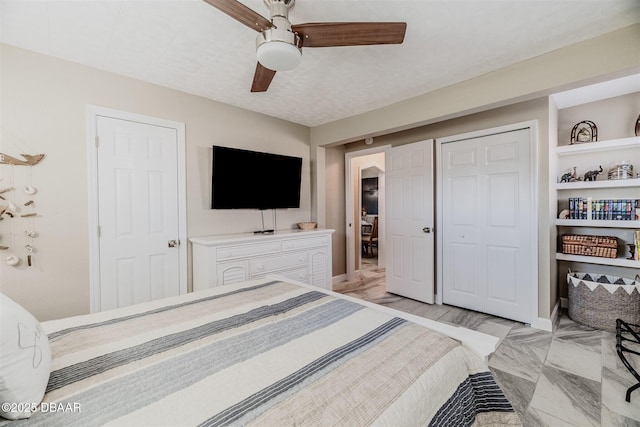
[256,28,301,71]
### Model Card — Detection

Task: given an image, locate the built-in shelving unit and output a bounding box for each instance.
[556,136,640,155]
[555,253,640,268]
[553,99,640,273]
[555,219,640,228]
[556,177,640,190]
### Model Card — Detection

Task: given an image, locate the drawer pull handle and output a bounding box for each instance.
[257,264,264,271]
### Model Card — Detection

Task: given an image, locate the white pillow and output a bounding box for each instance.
[0,293,51,420]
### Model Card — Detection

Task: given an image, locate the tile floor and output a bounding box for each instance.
[333,258,640,426]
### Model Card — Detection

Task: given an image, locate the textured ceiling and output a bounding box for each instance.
[2,0,639,127]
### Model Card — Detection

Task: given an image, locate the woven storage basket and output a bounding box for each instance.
[562,234,617,258]
[567,272,640,332]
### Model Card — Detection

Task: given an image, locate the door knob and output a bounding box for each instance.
[422,227,432,233]
[168,240,180,248]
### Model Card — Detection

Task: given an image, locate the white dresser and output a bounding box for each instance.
[190,229,334,291]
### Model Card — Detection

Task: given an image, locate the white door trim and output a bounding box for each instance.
[436,120,539,326]
[344,145,391,281]
[86,105,188,313]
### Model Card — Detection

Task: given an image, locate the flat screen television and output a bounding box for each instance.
[211,145,302,210]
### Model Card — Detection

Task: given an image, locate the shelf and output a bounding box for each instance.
[556,252,640,268]
[556,219,640,228]
[556,178,640,190]
[556,136,640,156]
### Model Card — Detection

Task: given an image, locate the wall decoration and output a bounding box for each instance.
[635,113,640,137]
[570,120,598,144]
[362,177,379,215]
[0,151,45,269]
[0,153,45,166]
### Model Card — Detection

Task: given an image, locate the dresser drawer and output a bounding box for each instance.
[250,252,308,275]
[281,236,329,251]
[217,242,281,261]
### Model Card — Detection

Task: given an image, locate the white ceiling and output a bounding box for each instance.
[2,0,639,127]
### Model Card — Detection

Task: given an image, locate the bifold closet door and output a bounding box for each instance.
[441,128,533,323]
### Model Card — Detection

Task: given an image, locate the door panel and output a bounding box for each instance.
[385,140,434,304]
[97,117,181,311]
[451,243,477,294]
[441,128,533,323]
[486,245,517,302]
[487,173,518,227]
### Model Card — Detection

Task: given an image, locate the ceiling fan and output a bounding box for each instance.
[203,0,407,92]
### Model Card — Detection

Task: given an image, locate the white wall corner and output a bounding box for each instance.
[531,299,561,332]
[332,274,347,285]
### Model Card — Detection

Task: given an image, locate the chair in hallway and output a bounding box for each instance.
[362,217,378,257]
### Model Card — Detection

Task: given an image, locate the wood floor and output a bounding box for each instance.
[333,257,640,426]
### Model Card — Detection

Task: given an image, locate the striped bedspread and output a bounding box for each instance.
[15,279,520,426]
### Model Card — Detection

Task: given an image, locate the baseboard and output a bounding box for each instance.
[532,317,553,332]
[332,274,347,285]
[530,299,561,332]
[560,297,569,309]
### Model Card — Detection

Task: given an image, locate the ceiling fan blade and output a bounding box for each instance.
[292,22,406,48]
[202,0,272,32]
[251,63,277,92]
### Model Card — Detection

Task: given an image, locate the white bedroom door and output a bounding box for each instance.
[441,128,533,323]
[95,115,183,311]
[385,139,435,304]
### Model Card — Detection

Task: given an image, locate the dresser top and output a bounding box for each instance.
[189,228,335,246]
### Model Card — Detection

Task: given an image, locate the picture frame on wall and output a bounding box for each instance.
[362,177,378,215]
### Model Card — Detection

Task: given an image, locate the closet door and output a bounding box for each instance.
[441,128,534,323]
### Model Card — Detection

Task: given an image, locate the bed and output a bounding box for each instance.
[0,277,521,426]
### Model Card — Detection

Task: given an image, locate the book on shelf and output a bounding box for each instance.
[566,198,639,221]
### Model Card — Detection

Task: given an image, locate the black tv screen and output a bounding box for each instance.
[211,145,302,209]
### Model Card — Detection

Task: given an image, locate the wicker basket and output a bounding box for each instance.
[562,234,617,258]
[567,272,640,332]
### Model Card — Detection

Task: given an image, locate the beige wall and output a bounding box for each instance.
[0,44,310,321]
[323,145,346,276]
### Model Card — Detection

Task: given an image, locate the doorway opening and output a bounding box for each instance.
[344,147,388,282]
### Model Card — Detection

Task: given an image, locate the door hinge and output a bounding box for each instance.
[95,135,99,148]
[97,225,101,237]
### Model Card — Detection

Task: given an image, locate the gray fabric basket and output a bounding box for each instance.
[567,272,640,332]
